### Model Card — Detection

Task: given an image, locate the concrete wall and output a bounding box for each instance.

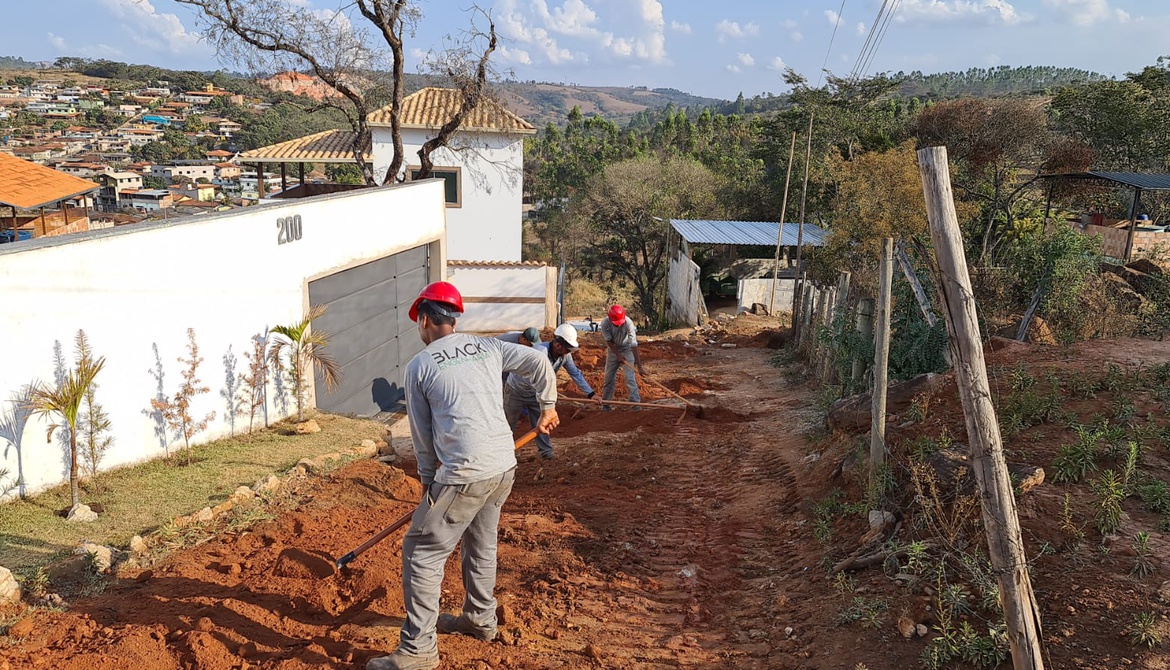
[739,278,796,314]
[0,181,447,500]
[371,127,524,262]
[447,264,555,332]
[667,248,703,326]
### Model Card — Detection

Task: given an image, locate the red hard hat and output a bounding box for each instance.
[608,304,626,326]
[409,281,465,322]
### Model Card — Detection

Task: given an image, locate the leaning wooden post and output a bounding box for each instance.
[770,131,797,315]
[870,238,894,484]
[819,287,838,384]
[917,145,1045,670]
[851,298,874,385]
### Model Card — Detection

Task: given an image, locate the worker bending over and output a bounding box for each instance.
[600,304,646,408]
[504,323,596,460]
[368,282,558,670]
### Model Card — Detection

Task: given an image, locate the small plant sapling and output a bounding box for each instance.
[1091,469,1125,536]
[30,349,105,510]
[151,329,215,465]
[1132,532,1156,578]
[75,330,113,481]
[1129,612,1161,648]
[238,331,270,431]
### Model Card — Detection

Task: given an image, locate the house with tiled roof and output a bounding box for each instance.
[239,87,534,263]
[0,152,100,240]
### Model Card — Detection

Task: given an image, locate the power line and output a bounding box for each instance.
[817,0,847,88]
[858,0,901,78]
[851,0,889,81]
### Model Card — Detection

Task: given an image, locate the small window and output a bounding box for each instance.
[408,166,461,208]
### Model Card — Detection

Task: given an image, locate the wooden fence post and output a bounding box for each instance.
[820,287,838,384]
[870,238,894,484]
[851,298,874,385]
[918,145,1045,670]
[770,131,797,315]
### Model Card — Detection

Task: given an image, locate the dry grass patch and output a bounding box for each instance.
[0,411,386,575]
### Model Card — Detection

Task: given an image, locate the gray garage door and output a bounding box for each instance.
[307,245,429,417]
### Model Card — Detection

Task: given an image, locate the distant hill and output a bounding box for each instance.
[488,81,724,127]
[0,56,45,70]
[894,65,1110,98]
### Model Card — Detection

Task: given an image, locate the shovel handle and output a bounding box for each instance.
[335,429,540,570]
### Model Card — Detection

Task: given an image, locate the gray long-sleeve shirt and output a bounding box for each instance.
[505,342,594,400]
[405,333,558,487]
[601,318,638,351]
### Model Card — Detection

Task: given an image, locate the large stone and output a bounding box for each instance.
[129,535,148,555]
[66,503,98,523]
[229,486,255,504]
[0,566,22,605]
[1129,258,1165,277]
[360,439,377,450]
[75,542,113,573]
[868,510,896,531]
[294,419,321,435]
[254,475,281,494]
[926,446,1045,495]
[191,506,214,524]
[1102,272,1148,310]
[828,373,948,431]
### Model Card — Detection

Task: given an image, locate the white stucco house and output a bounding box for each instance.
[238,88,551,332]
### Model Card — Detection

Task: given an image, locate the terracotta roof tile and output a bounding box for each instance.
[447,259,547,267]
[0,152,100,210]
[237,129,370,163]
[368,87,535,134]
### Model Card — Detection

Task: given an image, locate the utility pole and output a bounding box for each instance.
[769,131,797,315]
[917,145,1045,670]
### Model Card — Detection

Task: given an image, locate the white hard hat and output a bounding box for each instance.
[553,323,579,350]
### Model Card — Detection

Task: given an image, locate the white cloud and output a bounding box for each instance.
[985,53,1002,65]
[669,20,692,34]
[825,9,842,26]
[1041,0,1130,26]
[498,45,533,65]
[725,64,741,73]
[736,52,755,66]
[856,22,868,35]
[47,33,67,51]
[790,31,805,42]
[48,32,124,59]
[98,0,208,55]
[498,0,668,66]
[714,19,760,43]
[782,19,799,30]
[766,56,787,71]
[896,0,1025,25]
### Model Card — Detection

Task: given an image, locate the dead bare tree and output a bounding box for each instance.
[174,0,497,185]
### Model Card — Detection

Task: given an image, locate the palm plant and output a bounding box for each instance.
[0,382,36,499]
[269,305,342,422]
[30,355,105,510]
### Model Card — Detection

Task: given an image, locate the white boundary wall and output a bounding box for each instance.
[448,263,556,332]
[738,278,796,314]
[0,181,446,499]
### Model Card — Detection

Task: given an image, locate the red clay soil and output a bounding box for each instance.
[8,335,1170,669]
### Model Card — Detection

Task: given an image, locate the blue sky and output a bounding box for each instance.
[5,0,1169,99]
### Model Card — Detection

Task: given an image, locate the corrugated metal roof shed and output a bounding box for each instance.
[1042,171,1170,190]
[671,219,828,247]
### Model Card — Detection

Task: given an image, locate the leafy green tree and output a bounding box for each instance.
[12,75,33,87]
[569,156,722,322]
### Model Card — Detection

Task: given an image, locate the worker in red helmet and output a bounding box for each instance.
[368,281,559,670]
[600,304,645,409]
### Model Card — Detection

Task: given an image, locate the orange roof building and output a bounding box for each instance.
[0,152,99,210]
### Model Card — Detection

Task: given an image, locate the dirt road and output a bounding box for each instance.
[1,335,865,669]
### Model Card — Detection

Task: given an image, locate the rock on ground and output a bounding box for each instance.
[254,475,281,494]
[75,542,114,572]
[129,535,148,554]
[66,503,98,523]
[828,373,947,431]
[294,419,321,435]
[191,506,214,524]
[0,565,22,605]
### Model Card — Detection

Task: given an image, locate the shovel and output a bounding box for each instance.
[335,429,540,570]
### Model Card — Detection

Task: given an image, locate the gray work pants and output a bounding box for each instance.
[398,468,516,655]
[503,389,552,457]
[602,349,641,403]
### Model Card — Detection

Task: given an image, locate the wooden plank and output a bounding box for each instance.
[918,145,1045,670]
[871,239,894,479]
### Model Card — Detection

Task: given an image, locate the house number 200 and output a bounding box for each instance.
[277,215,303,245]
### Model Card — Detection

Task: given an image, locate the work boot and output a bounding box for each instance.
[366,650,440,670]
[437,613,497,642]
[540,451,555,461]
